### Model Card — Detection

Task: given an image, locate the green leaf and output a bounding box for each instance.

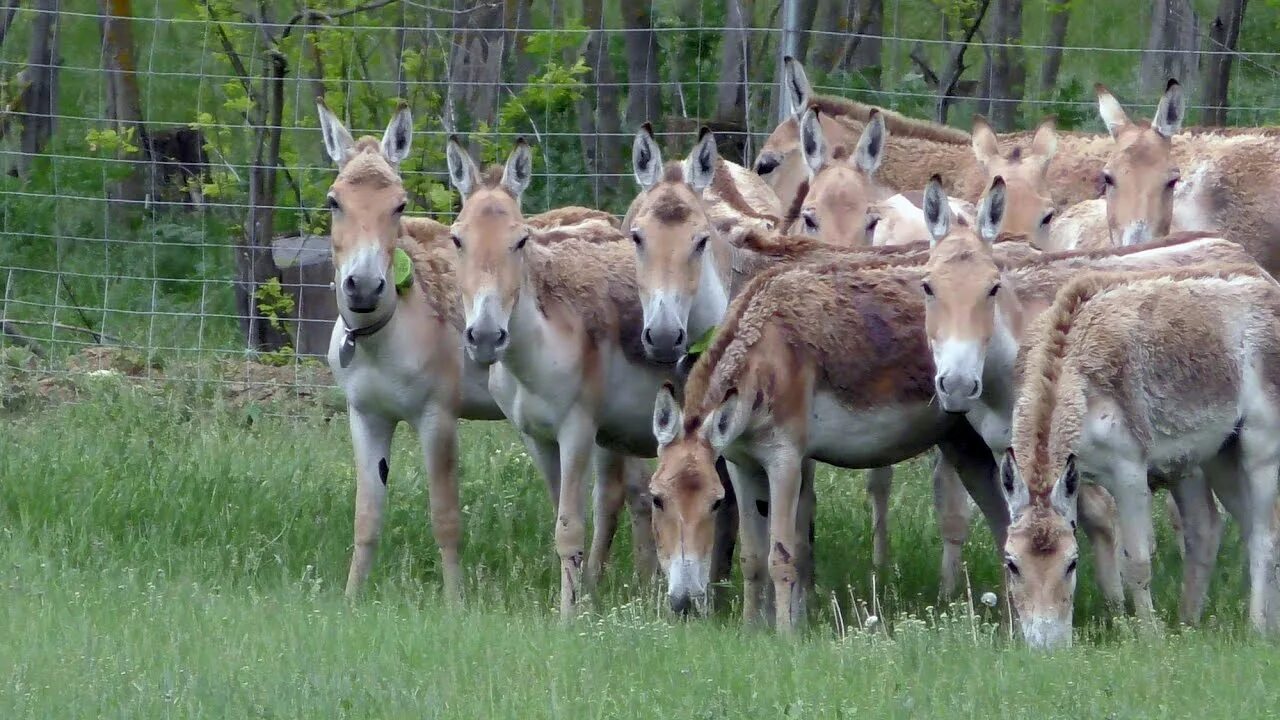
[687,325,717,355]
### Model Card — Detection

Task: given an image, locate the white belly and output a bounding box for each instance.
[806,390,950,468]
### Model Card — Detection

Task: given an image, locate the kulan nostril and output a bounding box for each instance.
[375,278,386,294]
[343,276,357,292]
[465,327,476,345]
[674,328,685,345]
[495,328,508,345]
[938,376,948,394]
[643,328,654,345]
[971,379,982,397]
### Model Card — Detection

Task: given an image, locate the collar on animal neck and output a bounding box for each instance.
[337,309,395,369]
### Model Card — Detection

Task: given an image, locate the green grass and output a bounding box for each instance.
[2,375,1278,718]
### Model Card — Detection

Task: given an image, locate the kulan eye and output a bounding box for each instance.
[1005,558,1021,577]
[921,281,934,297]
[710,497,723,512]
[651,495,665,511]
[451,234,462,249]
[326,195,340,211]
[1066,558,1078,576]
[988,283,1000,297]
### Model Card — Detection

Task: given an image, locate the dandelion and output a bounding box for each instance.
[980,591,998,608]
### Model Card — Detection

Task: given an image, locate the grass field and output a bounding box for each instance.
[3,372,1279,718]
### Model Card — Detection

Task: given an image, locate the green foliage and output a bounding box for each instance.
[254,277,295,334]
[84,126,140,155]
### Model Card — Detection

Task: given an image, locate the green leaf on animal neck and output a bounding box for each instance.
[393,247,413,292]
[688,325,717,356]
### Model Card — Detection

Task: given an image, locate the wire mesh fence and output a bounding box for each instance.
[1,0,1277,405]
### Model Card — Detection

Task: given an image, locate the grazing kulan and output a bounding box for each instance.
[447,137,671,619]
[1002,264,1280,649]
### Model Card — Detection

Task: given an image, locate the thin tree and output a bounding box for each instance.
[1200,0,1248,126]
[17,0,59,178]
[984,0,1025,130]
[1038,0,1071,95]
[100,0,146,201]
[622,0,661,126]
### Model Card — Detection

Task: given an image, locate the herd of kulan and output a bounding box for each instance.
[313,57,1280,650]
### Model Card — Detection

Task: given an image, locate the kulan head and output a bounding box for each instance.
[315,99,413,320]
[1000,449,1081,650]
[971,115,1057,246]
[446,137,534,365]
[1096,79,1185,246]
[793,106,887,245]
[921,174,1006,413]
[629,124,719,363]
[649,382,744,614]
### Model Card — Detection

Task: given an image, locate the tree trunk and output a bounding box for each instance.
[448,0,505,128]
[239,49,290,351]
[576,0,621,205]
[714,0,750,125]
[622,1,661,127]
[505,0,535,88]
[1140,0,1199,95]
[815,0,883,79]
[0,0,21,51]
[100,0,146,202]
[19,0,58,178]
[1200,0,1248,126]
[985,0,1025,130]
[931,0,992,124]
[1038,0,1070,94]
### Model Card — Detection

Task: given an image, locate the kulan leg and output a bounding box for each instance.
[711,457,740,584]
[1238,426,1280,634]
[932,453,973,599]
[554,410,596,621]
[1077,483,1125,615]
[865,465,893,571]
[728,460,772,626]
[587,449,628,589]
[623,457,658,582]
[345,408,396,597]
[415,406,464,605]
[1169,467,1222,626]
[765,446,807,633]
[1109,459,1160,630]
[797,458,817,594]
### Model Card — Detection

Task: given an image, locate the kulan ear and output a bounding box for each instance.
[1000,449,1030,519]
[1152,78,1185,138]
[381,102,413,165]
[1030,116,1058,172]
[971,115,1000,168]
[702,388,743,452]
[783,55,813,120]
[1050,454,1080,519]
[685,126,718,194]
[446,135,481,198]
[799,107,827,177]
[1095,83,1131,139]
[502,138,533,198]
[977,176,1007,245]
[633,122,664,190]
[853,109,886,176]
[652,382,682,447]
[316,98,356,167]
[923,174,951,246]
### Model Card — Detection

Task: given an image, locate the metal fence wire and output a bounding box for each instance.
[0,1,1275,399]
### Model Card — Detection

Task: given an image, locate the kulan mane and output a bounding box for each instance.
[339,137,401,188]
[1018,263,1268,496]
[808,95,971,145]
